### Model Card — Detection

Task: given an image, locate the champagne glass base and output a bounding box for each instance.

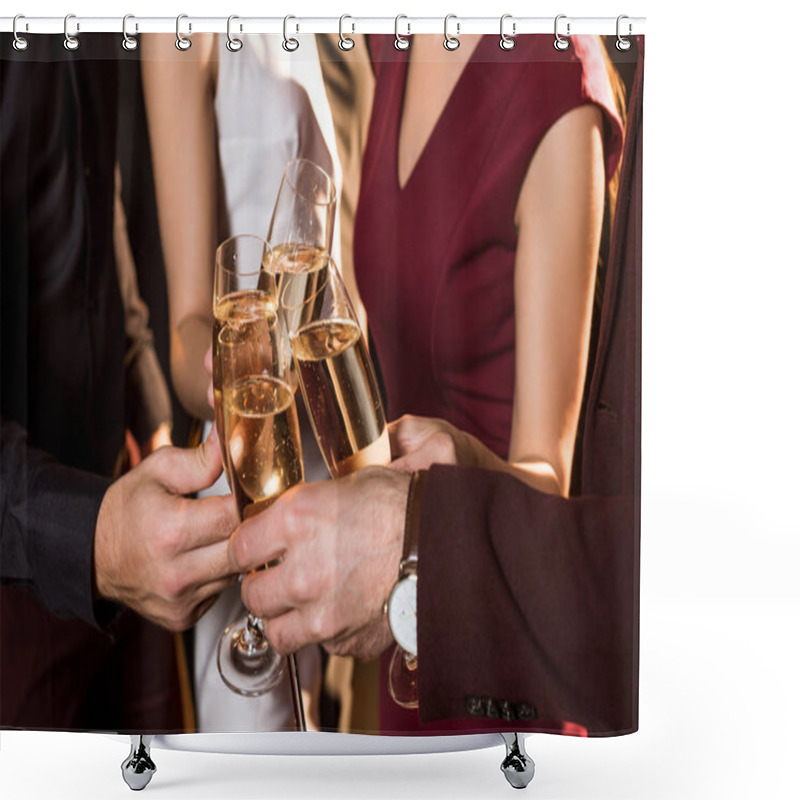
[217,616,285,697]
[388,645,419,709]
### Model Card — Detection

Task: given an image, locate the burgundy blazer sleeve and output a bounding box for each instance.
[415,40,644,736]
[0,417,119,629]
[417,467,637,734]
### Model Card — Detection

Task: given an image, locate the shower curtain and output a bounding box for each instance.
[0,26,643,740]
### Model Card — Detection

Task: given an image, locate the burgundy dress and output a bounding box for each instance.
[353,35,624,733]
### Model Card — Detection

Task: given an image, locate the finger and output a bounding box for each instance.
[181,538,237,589]
[180,493,239,550]
[388,454,419,474]
[388,415,421,458]
[228,506,289,574]
[263,609,317,655]
[152,434,225,496]
[389,437,443,473]
[387,415,443,458]
[204,344,213,379]
[241,567,294,620]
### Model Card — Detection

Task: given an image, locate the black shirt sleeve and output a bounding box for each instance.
[1,417,120,629]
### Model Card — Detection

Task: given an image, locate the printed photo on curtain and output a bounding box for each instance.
[0,24,643,753]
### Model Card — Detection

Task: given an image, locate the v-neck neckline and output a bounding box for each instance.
[393,35,487,193]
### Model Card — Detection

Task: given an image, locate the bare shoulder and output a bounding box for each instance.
[515,104,605,226]
[140,32,217,77]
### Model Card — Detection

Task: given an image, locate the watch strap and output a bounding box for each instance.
[399,470,427,577]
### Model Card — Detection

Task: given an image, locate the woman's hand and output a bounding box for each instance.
[388,415,491,473]
[389,415,564,497]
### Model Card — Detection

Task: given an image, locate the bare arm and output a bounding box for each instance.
[141,33,218,421]
[113,164,173,452]
[391,104,606,498]
[509,103,606,496]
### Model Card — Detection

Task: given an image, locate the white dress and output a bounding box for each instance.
[194,33,340,732]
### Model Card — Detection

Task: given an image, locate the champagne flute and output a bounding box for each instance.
[280,256,390,476]
[281,257,418,708]
[213,235,277,482]
[264,159,336,379]
[213,237,302,714]
[266,157,336,277]
[215,308,307,712]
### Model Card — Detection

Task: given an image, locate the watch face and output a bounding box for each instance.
[387,574,417,656]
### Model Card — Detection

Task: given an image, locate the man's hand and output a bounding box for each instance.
[94,427,239,631]
[229,468,411,661]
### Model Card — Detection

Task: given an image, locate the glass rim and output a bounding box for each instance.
[216,234,272,277]
[216,311,279,350]
[282,158,337,207]
[279,255,340,313]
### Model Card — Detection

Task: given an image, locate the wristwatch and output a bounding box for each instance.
[386,471,427,658]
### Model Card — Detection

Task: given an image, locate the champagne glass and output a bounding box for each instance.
[264,159,336,378]
[280,256,389,476]
[266,157,336,276]
[215,308,305,704]
[213,236,299,707]
[213,235,277,482]
[280,258,413,708]
[388,646,419,709]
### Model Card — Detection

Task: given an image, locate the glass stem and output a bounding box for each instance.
[287,653,307,731]
[242,613,263,651]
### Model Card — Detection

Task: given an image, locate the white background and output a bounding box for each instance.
[2,0,799,798]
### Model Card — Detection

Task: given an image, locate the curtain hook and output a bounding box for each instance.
[339,14,355,51]
[283,15,299,52]
[444,13,460,51]
[394,14,410,51]
[176,14,192,51]
[12,14,29,51]
[554,14,570,51]
[122,14,138,51]
[64,13,80,51]
[499,14,516,51]
[227,15,243,52]
[616,14,632,51]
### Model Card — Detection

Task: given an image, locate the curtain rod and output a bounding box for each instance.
[0,16,646,36]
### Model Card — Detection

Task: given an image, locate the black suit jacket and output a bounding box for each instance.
[1,35,123,626]
[416,42,644,735]
[1,36,185,732]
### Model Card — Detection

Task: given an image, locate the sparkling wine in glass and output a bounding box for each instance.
[281,257,409,708]
[264,159,336,380]
[213,235,277,482]
[281,257,390,477]
[215,316,298,699]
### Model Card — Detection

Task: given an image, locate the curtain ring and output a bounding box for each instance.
[443,14,460,51]
[616,14,632,51]
[283,15,299,52]
[64,13,80,51]
[499,14,516,51]
[176,14,192,51]
[339,14,355,51]
[227,15,243,52]
[553,14,570,51]
[12,15,29,51]
[394,15,410,51]
[122,14,138,51]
